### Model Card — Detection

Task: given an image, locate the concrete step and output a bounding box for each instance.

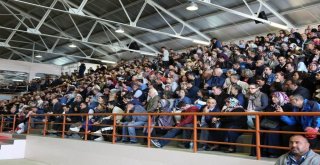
[0,133,26,160]
[0,133,27,140]
[12,134,27,140]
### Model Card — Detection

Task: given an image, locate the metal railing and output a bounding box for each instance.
[0,85,28,93]
[1,112,320,160]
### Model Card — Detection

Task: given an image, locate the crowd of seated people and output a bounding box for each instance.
[0,25,320,158]
[0,81,28,93]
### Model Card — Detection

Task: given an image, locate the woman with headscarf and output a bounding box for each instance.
[209,97,247,153]
[252,91,292,157]
[156,99,174,131]
[142,99,174,144]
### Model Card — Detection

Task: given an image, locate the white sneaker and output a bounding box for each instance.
[151,139,162,148]
[93,130,102,136]
[94,137,104,141]
[70,127,80,132]
[101,127,113,131]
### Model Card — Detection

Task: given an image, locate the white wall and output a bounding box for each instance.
[62,62,102,75]
[0,94,13,100]
[25,136,274,165]
[61,62,79,75]
[0,59,61,81]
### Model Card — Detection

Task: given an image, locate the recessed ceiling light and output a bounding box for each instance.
[35,54,42,58]
[115,26,124,33]
[12,79,24,82]
[192,39,210,45]
[186,2,198,11]
[101,60,116,64]
[69,44,77,48]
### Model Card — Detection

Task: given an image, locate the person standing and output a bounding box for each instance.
[160,47,169,68]
[78,62,86,78]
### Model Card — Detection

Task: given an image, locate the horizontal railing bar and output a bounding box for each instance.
[198,127,256,133]
[198,140,256,147]
[25,112,320,117]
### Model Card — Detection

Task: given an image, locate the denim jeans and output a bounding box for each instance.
[122,121,146,142]
[199,124,209,146]
[158,123,193,147]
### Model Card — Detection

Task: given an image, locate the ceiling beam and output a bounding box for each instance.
[136,0,320,47]
[0,0,180,61]
[2,1,115,60]
[256,0,295,28]
[147,0,210,41]
[194,0,293,30]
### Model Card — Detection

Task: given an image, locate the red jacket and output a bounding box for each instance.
[177,106,199,127]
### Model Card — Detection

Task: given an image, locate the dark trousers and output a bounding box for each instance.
[158,124,193,147]
[251,126,281,156]
[53,117,71,134]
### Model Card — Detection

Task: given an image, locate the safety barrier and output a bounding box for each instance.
[1,111,320,160]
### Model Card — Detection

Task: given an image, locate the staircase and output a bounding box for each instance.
[0,133,26,160]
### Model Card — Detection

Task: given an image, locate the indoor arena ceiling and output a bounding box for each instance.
[0,0,319,65]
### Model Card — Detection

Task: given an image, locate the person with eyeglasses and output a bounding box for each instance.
[209,97,247,152]
[245,84,269,129]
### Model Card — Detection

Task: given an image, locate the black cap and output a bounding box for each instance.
[177,101,186,109]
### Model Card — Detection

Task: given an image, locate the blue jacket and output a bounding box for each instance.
[206,76,225,88]
[281,100,320,129]
[265,73,276,85]
[235,93,246,107]
[173,97,192,108]
[204,106,221,124]
[187,86,200,102]
[34,108,45,120]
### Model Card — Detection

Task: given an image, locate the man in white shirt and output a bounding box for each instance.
[161,47,169,68]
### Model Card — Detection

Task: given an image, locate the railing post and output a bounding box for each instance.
[255,115,261,160]
[193,114,198,153]
[0,115,3,133]
[147,115,152,148]
[12,115,16,132]
[112,114,117,144]
[84,115,89,141]
[27,115,31,134]
[62,114,66,138]
[43,116,48,136]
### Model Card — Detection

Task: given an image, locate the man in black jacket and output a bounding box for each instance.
[51,97,64,132]
[209,86,229,110]
[186,80,199,103]
[285,79,310,99]
[78,62,86,78]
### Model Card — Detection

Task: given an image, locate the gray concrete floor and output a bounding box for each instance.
[0,159,48,165]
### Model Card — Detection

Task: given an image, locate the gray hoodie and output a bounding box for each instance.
[132,105,148,122]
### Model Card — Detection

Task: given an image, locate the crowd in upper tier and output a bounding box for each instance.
[0,24,320,158]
